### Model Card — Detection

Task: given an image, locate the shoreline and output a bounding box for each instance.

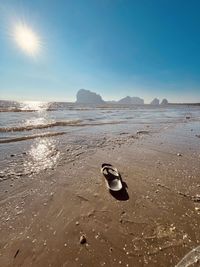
[0,121,200,266]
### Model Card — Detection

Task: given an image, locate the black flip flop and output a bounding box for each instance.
[101,163,122,191]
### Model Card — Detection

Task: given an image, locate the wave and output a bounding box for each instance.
[0,108,40,112]
[0,120,124,133]
[0,120,83,132]
[0,132,66,144]
[0,107,113,112]
[0,108,67,113]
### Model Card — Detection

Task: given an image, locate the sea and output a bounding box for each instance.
[0,100,200,179]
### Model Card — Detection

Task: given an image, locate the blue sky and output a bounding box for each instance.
[0,0,200,103]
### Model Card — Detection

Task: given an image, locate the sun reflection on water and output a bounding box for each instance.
[24,138,60,174]
[24,117,50,126]
[20,101,50,111]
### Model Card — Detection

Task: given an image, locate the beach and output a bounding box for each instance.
[0,104,200,266]
[1,0,200,265]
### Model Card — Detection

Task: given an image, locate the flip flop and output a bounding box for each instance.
[101,163,123,191]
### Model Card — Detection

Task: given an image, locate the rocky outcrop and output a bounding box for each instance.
[76,89,105,104]
[150,98,160,105]
[118,96,144,105]
[127,96,144,104]
[161,98,169,105]
[118,96,132,104]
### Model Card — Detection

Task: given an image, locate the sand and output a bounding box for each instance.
[0,122,200,267]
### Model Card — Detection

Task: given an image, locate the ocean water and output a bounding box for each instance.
[0,100,200,178]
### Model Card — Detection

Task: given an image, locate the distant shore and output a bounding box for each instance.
[1,98,200,108]
[0,101,200,114]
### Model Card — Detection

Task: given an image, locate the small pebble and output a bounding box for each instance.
[16,211,23,215]
[177,153,182,157]
[80,235,86,244]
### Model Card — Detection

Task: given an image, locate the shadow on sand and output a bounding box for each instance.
[109,180,129,201]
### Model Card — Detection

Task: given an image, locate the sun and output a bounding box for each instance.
[13,23,41,56]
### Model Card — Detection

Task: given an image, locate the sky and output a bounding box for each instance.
[0,0,200,103]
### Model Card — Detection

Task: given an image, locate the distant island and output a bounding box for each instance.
[76,89,145,105]
[150,98,169,105]
[75,89,169,105]
[150,98,160,105]
[160,98,169,105]
[1,90,200,106]
[76,89,105,104]
[118,96,144,105]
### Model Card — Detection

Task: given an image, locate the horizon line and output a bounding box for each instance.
[1,98,200,105]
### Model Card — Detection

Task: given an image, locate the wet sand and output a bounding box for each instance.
[0,122,200,267]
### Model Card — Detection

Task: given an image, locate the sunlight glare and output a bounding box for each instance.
[20,101,49,111]
[13,23,41,56]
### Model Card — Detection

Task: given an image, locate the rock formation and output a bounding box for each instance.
[118,96,144,105]
[76,89,105,104]
[150,98,160,105]
[161,98,169,105]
